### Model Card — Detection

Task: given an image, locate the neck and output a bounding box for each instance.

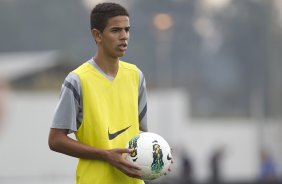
[93,54,119,78]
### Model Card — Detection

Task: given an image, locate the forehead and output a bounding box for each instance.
[105,16,130,28]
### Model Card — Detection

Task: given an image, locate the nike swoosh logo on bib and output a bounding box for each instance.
[108,125,131,140]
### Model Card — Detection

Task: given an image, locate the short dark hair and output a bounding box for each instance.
[90,2,129,32]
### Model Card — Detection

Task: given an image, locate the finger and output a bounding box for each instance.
[115,148,132,154]
[127,171,142,179]
[120,165,142,178]
[124,160,142,170]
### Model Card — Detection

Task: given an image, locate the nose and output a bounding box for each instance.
[120,29,129,40]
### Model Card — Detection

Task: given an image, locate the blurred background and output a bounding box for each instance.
[0,0,281,183]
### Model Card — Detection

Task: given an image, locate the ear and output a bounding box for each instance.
[91,29,102,43]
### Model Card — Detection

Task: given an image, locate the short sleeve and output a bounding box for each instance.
[51,72,82,134]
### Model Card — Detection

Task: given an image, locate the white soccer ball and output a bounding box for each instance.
[125,132,172,180]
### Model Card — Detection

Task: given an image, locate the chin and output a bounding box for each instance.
[110,50,126,58]
[116,52,126,58]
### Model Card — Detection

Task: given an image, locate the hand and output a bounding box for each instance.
[105,148,142,179]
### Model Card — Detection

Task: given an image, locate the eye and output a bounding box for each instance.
[111,28,119,33]
[125,27,130,33]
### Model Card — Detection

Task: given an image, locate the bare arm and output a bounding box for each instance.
[48,128,141,178]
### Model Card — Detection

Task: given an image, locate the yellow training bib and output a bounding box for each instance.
[73,61,144,184]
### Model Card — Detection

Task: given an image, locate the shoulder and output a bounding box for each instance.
[64,72,81,89]
[119,61,145,81]
[119,60,138,71]
[137,68,144,80]
[65,72,80,83]
[72,62,93,76]
[63,72,81,100]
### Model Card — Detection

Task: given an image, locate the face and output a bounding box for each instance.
[95,16,130,59]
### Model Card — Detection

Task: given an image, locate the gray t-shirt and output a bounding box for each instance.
[51,59,148,134]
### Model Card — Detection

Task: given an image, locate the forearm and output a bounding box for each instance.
[48,128,142,178]
[48,128,109,160]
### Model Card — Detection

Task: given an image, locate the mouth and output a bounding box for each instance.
[118,43,128,51]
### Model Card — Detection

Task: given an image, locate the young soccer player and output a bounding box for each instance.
[48,2,148,184]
